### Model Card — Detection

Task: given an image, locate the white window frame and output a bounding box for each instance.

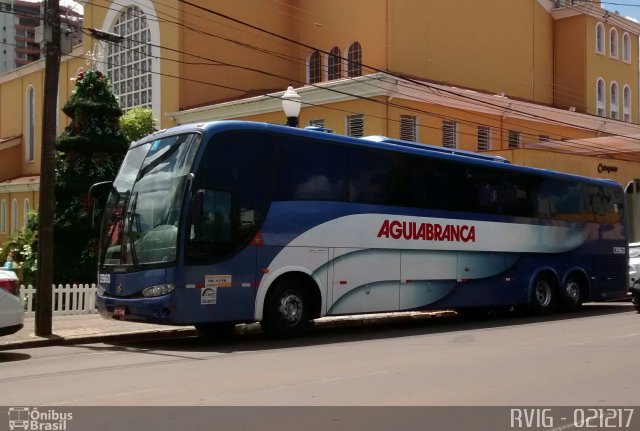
[11,199,17,234]
[346,114,364,137]
[622,32,631,63]
[610,27,619,59]
[477,125,491,151]
[596,78,606,117]
[24,85,35,163]
[596,22,605,54]
[309,119,325,128]
[23,199,30,227]
[328,47,341,81]
[347,41,362,78]
[98,0,161,122]
[623,85,631,122]
[610,81,619,120]
[400,115,418,142]
[442,120,457,149]
[0,200,6,234]
[308,50,322,84]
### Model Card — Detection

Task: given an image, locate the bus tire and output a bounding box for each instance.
[194,322,236,338]
[559,276,584,312]
[632,295,640,313]
[530,274,557,314]
[261,278,311,338]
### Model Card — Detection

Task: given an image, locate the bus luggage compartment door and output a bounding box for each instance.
[329,248,400,315]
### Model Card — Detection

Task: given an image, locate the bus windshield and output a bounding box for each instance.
[100,133,200,266]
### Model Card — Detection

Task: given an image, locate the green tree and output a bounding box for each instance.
[54,69,128,283]
[120,106,158,142]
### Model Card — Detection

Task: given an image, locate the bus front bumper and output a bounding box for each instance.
[96,293,178,324]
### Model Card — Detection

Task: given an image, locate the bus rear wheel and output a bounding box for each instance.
[261,279,311,338]
[560,276,584,312]
[530,275,557,314]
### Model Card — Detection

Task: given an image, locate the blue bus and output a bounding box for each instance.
[94,121,628,337]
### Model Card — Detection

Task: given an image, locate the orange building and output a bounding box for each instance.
[2,0,640,244]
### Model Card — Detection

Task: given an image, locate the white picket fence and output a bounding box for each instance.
[19,284,98,317]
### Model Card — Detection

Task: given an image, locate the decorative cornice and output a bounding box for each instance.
[0,176,40,193]
[168,75,387,124]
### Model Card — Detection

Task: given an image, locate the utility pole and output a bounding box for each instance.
[35,0,61,336]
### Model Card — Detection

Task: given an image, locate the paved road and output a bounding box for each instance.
[0,303,638,406]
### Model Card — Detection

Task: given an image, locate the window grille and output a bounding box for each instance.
[508,130,520,149]
[477,126,491,151]
[442,120,457,149]
[347,114,364,137]
[400,115,417,142]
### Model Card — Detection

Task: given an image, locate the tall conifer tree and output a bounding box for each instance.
[54,69,128,282]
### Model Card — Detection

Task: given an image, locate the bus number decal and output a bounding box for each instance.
[613,246,626,255]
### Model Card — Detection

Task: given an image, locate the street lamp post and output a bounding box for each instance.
[281,85,301,127]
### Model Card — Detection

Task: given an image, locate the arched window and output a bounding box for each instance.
[23,199,30,227]
[596,78,606,117]
[308,50,322,84]
[25,85,35,162]
[623,85,631,122]
[347,42,362,77]
[328,47,341,80]
[11,199,17,234]
[107,6,153,112]
[610,28,619,58]
[610,81,619,119]
[596,22,605,54]
[623,32,631,62]
[0,200,6,234]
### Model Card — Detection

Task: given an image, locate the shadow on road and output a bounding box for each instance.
[0,351,31,363]
[80,301,638,358]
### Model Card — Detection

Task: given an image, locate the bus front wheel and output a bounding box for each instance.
[530,275,557,314]
[261,279,310,338]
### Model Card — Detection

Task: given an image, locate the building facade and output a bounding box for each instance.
[1,0,640,244]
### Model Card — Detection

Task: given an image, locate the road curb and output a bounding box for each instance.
[0,310,457,351]
[0,328,198,351]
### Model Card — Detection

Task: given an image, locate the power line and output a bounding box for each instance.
[88,0,637,149]
[7,0,639,157]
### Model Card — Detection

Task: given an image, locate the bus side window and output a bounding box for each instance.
[190,189,232,243]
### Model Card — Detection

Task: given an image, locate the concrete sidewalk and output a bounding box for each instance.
[0,314,198,351]
[0,310,455,351]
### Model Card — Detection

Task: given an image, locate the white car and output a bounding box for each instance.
[630,243,640,289]
[629,243,640,313]
[0,269,24,336]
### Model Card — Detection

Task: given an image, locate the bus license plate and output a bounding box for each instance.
[113,307,126,317]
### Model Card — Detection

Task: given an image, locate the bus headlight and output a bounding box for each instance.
[96,284,105,296]
[141,283,175,297]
